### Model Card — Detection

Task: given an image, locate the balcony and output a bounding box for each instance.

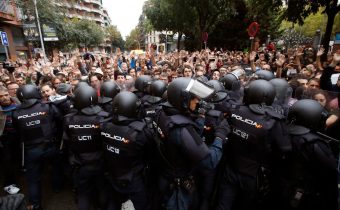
[0,0,15,21]
[83,0,102,6]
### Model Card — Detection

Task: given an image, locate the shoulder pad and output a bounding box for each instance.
[64,112,77,118]
[169,114,195,127]
[129,121,146,131]
[264,106,284,119]
[288,124,310,135]
[302,132,321,143]
[207,109,222,118]
[249,104,266,115]
[97,111,109,118]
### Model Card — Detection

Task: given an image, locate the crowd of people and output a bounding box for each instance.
[0,44,339,210]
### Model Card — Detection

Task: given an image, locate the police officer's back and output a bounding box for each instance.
[98,81,120,115]
[141,80,167,118]
[12,84,63,210]
[273,99,338,210]
[63,85,110,210]
[134,75,152,99]
[101,91,153,210]
[153,78,230,210]
[215,79,291,210]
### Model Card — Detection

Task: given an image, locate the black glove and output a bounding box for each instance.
[214,119,230,143]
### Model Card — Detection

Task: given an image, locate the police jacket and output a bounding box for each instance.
[225,104,291,178]
[153,104,223,179]
[63,106,109,166]
[141,94,163,118]
[99,101,113,115]
[101,116,153,189]
[12,101,62,147]
[281,126,338,210]
[52,96,75,115]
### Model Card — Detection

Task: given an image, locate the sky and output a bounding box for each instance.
[102,0,147,40]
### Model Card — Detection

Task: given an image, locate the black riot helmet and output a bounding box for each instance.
[16,84,41,107]
[288,99,328,131]
[167,77,215,111]
[255,70,275,81]
[112,91,141,119]
[73,85,98,110]
[269,78,292,105]
[135,75,152,93]
[243,79,276,106]
[74,81,89,91]
[99,81,120,104]
[150,80,167,97]
[207,80,228,102]
[219,70,242,91]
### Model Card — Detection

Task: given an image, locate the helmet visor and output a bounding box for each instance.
[185,79,215,99]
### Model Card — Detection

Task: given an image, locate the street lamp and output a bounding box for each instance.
[33,0,47,62]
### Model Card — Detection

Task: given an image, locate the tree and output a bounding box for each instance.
[282,0,340,58]
[125,28,141,50]
[106,25,124,49]
[280,9,340,38]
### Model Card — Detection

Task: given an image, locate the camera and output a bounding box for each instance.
[3,62,15,73]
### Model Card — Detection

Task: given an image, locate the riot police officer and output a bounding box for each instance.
[63,85,111,210]
[101,91,153,210]
[269,78,292,116]
[141,80,167,118]
[271,99,337,210]
[98,81,120,114]
[215,79,291,210]
[134,75,152,98]
[255,70,275,81]
[219,69,244,102]
[12,84,63,210]
[153,77,230,210]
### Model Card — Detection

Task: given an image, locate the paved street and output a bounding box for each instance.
[0,167,135,210]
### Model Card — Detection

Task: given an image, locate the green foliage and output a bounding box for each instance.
[106,25,125,49]
[143,0,284,50]
[281,1,339,57]
[125,28,141,50]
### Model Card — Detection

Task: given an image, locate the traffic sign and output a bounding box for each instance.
[1,31,9,46]
[248,22,259,37]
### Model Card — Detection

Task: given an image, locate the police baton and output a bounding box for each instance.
[316,132,340,143]
[21,142,26,173]
[59,139,64,151]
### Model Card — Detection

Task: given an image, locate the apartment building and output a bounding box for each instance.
[0,0,27,61]
[57,0,111,27]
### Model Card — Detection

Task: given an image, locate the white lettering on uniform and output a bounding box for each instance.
[26,120,40,127]
[69,124,99,129]
[78,136,92,141]
[152,121,164,137]
[231,114,263,128]
[18,112,46,119]
[107,145,120,154]
[232,128,249,140]
[100,132,129,143]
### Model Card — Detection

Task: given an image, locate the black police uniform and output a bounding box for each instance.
[101,91,154,210]
[153,104,228,210]
[101,116,153,210]
[270,99,338,210]
[271,129,338,210]
[140,94,163,118]
[63,106,110,210]
[12,100,63,210]
[216,104,290,210]
[151,77,228,210]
